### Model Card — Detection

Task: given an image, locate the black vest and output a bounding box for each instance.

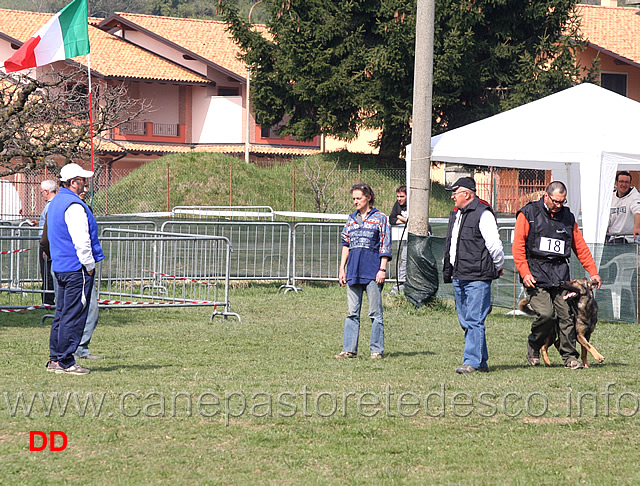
[518,198,574,287]
[443,198,499,283]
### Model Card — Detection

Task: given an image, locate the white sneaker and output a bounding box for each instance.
[55,364,91,375]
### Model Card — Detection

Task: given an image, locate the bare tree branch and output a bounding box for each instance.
[0,67,150,177]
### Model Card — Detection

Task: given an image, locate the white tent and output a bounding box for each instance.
[428,83,640,244]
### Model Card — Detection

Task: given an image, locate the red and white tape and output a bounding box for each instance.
[143,269,218,286]
[0,303,52,313]
[97,299,216,308]
[0,247,34,255]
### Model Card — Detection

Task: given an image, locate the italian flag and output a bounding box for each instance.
[4,0,89,73]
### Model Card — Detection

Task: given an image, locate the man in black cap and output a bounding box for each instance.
[443,177,504,374]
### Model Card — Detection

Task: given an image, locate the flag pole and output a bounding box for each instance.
[87,53,95,206]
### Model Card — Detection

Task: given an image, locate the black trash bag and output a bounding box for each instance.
[404,232,439,308]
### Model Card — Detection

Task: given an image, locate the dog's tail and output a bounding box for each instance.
[518,297,537,316]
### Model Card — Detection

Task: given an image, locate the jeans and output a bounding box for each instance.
[342,280,384,355]
[452,279,492,370]
[49,269,94,369]
[75,287,99,357]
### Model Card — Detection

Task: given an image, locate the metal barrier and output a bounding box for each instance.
[172,206,275,221]
[291,223,343,289]
[4,217,637,323]
[1,226,240,322]
[290,222,402,291]
[97,220,158,236]
[161,221,294,289]
[98,228,239,321]
[0,231,43,309]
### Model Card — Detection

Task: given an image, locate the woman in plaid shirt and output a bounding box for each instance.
[335,183,392,360]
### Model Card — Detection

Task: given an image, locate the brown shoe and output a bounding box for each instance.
[527,343,540,366]
[455,364,478,374]
[334,351,357,359]
[565,359,584,370]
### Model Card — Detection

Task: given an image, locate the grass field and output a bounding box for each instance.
[2,282,640,484]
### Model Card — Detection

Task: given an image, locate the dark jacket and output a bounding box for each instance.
[443,198,499,283]
[517,198,574,287]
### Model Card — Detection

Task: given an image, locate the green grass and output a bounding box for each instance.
[2,282,640,484]
[93,152,452,219]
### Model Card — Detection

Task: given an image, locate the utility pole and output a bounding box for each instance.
[408,0,435,236]
[245,0,263,163]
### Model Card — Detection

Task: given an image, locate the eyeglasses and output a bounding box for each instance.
[451,190,470,197]
[546,194,567,205]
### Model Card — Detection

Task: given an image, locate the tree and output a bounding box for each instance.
[219,0,596,158]
[0,68,149,176]
[432,0,597,133]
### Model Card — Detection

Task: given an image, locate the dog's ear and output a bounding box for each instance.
[588,280,598,290]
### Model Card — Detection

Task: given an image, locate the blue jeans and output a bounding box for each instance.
[75,287,99,357]
[49,269,94,369]
[452,279,492,370]
[342,280,384,355]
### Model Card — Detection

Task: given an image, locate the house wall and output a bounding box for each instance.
[191,86,243,143]
[118,30,245,90]
[0,43,17,71]
[578,46,640,101]
[119,30,209,78]
[140,82,180,124]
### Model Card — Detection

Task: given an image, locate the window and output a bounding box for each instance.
[217,87,240,96]
[601,73,627,97]
[260,126,283,139]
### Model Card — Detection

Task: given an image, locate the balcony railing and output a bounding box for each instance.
[119,121,146,135]
[153,123,179,137]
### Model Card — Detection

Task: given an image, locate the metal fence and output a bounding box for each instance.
[0,225,239,322]
[3,216,637,323]
[160,221,293,289]
[1,166,554,220]
[98,228,239,321]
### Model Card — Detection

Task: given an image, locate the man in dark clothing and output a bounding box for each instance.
[513,181,601,370]
[444,177,504,374]
[389,185,408,294]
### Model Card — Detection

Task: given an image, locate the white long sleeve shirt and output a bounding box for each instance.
[65,203,96,272]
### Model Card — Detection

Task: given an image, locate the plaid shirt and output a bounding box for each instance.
[341,208,392,285]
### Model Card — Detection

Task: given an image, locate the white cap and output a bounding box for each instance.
[60,163,94,182]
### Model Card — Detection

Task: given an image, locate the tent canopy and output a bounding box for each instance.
[428,83,640,243]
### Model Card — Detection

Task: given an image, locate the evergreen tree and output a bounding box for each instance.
[219,0,596,158]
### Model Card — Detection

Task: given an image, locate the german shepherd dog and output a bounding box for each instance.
[518,278,604,368]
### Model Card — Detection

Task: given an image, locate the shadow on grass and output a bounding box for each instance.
[93,364,169,372]
[385,350,435,358]
[486,361,627,372]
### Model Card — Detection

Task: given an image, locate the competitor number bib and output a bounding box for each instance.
[539,237,565,255]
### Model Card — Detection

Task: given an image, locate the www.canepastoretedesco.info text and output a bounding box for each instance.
[2,383,638,424]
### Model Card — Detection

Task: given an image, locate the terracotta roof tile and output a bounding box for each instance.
[96,139,320,157]
[578,5,640,65]
[113,13,268,77]
[0,9,210,83]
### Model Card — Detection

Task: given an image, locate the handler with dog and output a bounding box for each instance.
[513,181,601,370]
